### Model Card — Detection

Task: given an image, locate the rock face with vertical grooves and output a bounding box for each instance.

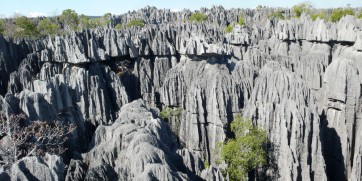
[10,154,65,181]
[0,6,362,181]
[83,99,191,180]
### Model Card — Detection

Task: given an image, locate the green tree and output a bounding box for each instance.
[59,9,79,31]
[268,10,285,20]
[79,14,94,30]
[238,14,245,26]
[189,12,208,23]
[216,115,268,180]
[160,106,182,120]
[126,19,144,28]
[330,8,355,22]
[102,13,112,26]
[310,10,328,21]
[225,23,234,33]
[358,12,362,19]
[0,19,4,35]
[37,18,59,36]
[115,23,122,30]
[292,2,313,18]
[14,16,39,38]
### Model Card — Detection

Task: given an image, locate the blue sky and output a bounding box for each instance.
[1,0,361,17]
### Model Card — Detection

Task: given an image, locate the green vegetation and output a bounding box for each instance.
[225,14,244,33]
[238,14,245,26]
[160,106,183,120]
[189,12,208,23]
[37,18,59,36]
[0,9,113,39]
[115,23,122,30]
[255,5,266,10]
[126,19,144,28]
[14,16,39,38]
[102,13,112,25]
[225,23,234,33]
[78,14,93,30]
[330,8,355,22]
[358,12,362,19]
[204,161,210,169]
[216,115,268,180]
[59,9,79,30]
[0,19,4,35]
[292,2,313,18]
[268,10,285,20]
[310,10,328,21]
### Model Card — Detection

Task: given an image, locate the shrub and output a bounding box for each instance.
[225,23,234,33]
[268,10,285,20]
[78,14,93,30]
[238,14,245,26]
[189,12,208,23]
[102,13,112,25]
[37,18,59,36]
[358,12,362,19]
[310,10,328,21]
[216,115,268,180]
[330,8,355,22]
[59,9,79,31]
[0,113,75,165]
[115,23,122,30]
[255,5,265,10]
[160,106,182,120]
[292,2,313,18]
[126,19,144,28]
[204,161,210,169]
[14,16,39,38]
[0,19,4,35]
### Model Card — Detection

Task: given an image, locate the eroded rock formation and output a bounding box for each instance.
[0,6,362,180]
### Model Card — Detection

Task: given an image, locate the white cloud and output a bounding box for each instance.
[27,12,47,18]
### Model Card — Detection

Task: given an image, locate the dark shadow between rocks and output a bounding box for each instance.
[319,110,346,181]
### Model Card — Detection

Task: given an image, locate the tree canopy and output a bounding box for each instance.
[330,8,355,22]
[59,9,79,31]
[292,2,313,18]
[216,115,268,180]
[0,19,4,35]
[37,18,59,36]
[126,19,144,28]
[189,12,208,23]
[14,16,39,38]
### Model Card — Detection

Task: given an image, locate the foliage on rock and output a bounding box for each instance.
[126,19,144,28]
[0,19,4,35]
[189,12,208,23]
[292,2,313,18]
[268,10,285,20]
[115,23,122,30]
[37,18,59,36]
[160,106,183,120]
[0,113,75,166]
[216,115,268,180]
[310,10,328,21]
[13,16,39,38]
[330,8,355,22]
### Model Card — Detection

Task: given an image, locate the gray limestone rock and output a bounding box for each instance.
[11,154,65,181]
[243,61,327,180]
[65,160,87,181]
[83,99,189,180]
[1,6,362,181]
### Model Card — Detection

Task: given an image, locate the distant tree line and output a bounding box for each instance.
[0,9,121,39]
[0,4,361,39]
[291,2,359,22]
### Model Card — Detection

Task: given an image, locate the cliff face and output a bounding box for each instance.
[0,6,362,180]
